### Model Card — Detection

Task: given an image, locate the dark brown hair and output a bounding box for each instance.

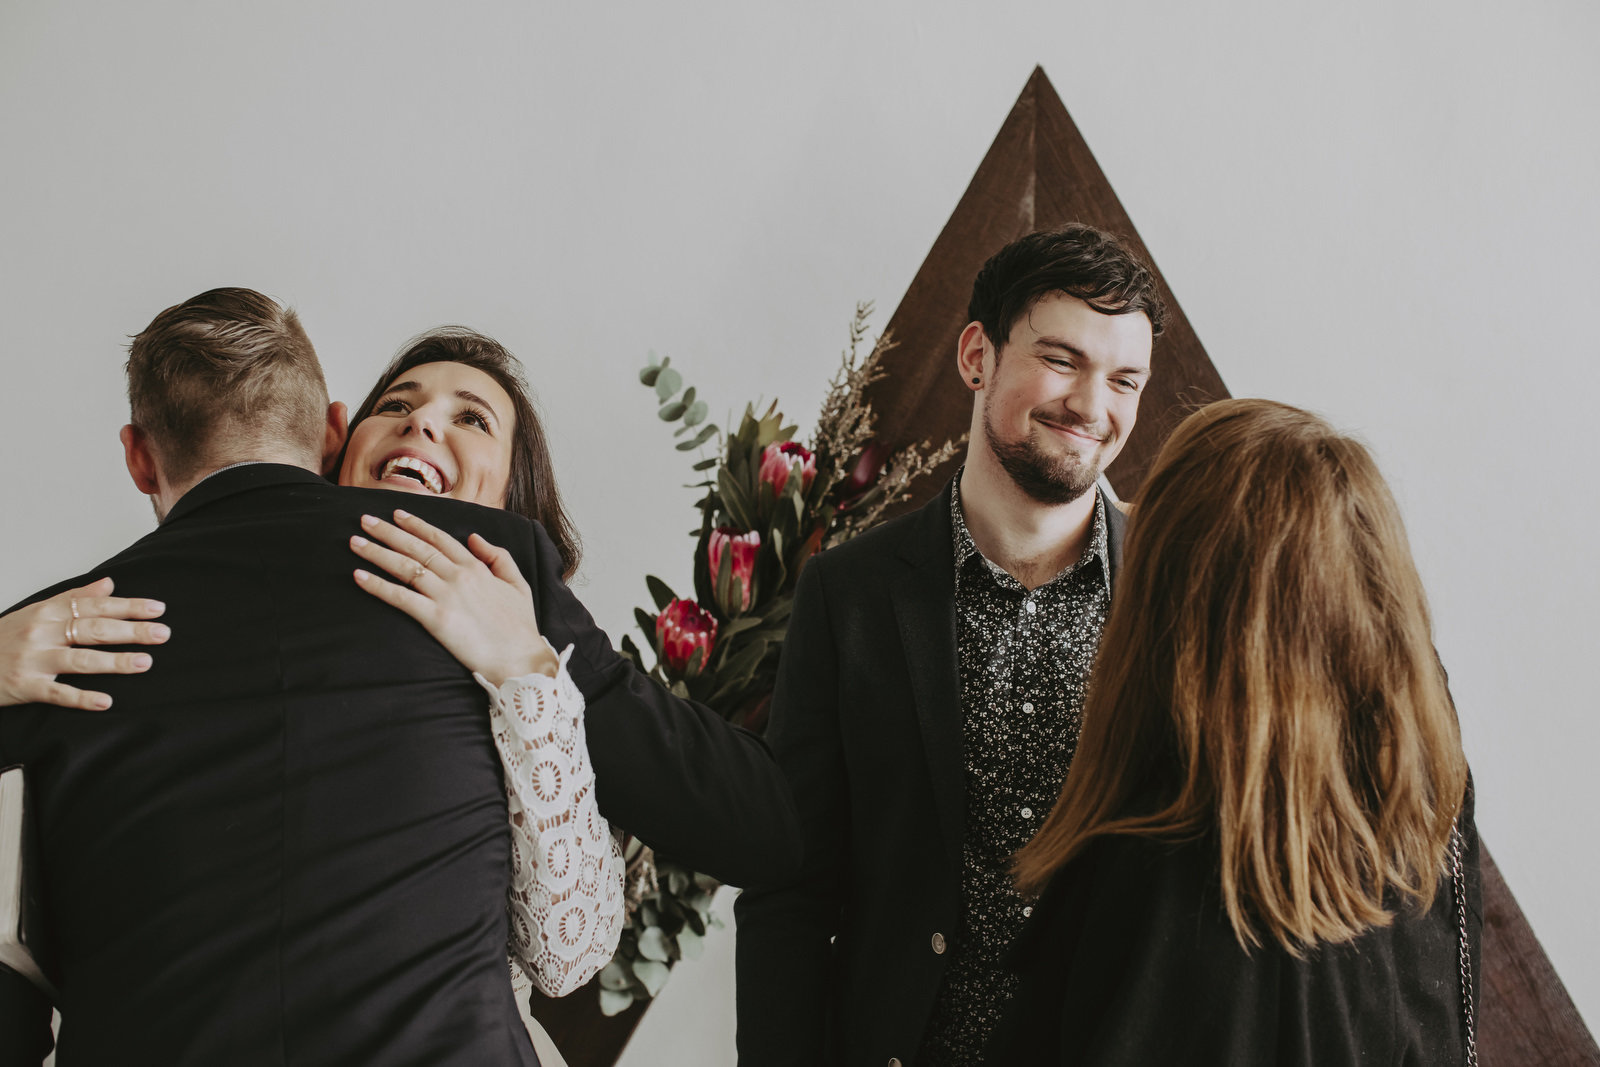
[968,224,1166,352]
[126,287,328,484]
[344,328,581,580]
[1013,399,1467,953]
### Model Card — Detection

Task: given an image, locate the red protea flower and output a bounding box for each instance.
[655,598,718,676]
[708,526,761,613]
[758,441,817,500]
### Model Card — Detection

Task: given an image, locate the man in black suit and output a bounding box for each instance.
[0,289,799,1065]
[735,226,1165,1066]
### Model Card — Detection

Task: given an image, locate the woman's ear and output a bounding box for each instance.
[322,401,349,476]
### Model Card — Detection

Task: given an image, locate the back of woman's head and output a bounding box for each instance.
[1014,398,1467,953]
[345,328,581,580]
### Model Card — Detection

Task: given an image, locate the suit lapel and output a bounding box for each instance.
[889,482,966,876]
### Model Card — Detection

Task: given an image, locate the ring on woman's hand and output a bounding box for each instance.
[70,597,80,620]
[66,618,79,645]
[420,550,440,573]
[408,562,427,586]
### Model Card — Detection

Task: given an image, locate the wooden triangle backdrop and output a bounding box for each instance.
[863,67,1598,1066]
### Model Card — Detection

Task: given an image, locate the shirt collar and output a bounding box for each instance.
[950,467,1112,595]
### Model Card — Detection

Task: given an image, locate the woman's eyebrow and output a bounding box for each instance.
[456,389,501,426]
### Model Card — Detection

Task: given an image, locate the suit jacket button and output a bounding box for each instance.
[931,932,946,954]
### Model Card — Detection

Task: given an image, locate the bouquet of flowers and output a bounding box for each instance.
[596,305,962,1015]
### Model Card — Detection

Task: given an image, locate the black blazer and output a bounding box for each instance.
[734,480,1126,1066]
[0,464,799,1066]
[987,788,1483,1065]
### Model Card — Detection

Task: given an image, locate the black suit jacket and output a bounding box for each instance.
[986,787,1482,1065]
[734,480,1125,1066]
[0,464,799,1066]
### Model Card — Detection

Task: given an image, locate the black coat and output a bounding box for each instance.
[734,481,1126,1066]
[0,464,799,1066]
[987,788,1482,1065]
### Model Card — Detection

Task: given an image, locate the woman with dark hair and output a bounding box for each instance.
[0,327,625,1021]
[337,327,582,580]
[989,398,1479,1065]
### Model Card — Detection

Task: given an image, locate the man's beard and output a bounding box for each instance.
[983,405,1106,506]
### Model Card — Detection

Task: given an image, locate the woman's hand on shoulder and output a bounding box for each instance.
[350,510,559,686]
[0,578,169,710]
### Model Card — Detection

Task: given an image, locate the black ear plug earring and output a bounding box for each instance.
[971,377,981,385]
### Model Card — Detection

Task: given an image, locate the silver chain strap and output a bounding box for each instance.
[1450,822,1478,1067]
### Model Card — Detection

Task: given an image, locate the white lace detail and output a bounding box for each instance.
[477,643,625,998]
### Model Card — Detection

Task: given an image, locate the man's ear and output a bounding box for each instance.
[120,424,161,496]
[321,401,349,477]
[956,321,991,389]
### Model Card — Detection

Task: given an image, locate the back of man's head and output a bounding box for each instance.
[127,288,329,485]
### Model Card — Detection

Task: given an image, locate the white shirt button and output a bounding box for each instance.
[889,1059,903,1067]
[1021,701,1034,713]
[1025,600,1037,614]
[931,932,947,954]
[1023,906,1033,918]
[1021,806,1033,819]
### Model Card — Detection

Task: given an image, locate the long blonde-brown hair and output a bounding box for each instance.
[1013,399,1467,953]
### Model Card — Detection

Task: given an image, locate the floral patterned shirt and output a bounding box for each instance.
[917,478,1111,1065]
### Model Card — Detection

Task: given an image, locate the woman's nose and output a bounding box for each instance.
[401,408,440,441]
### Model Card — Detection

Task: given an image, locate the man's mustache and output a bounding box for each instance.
[1033,412,1110,442]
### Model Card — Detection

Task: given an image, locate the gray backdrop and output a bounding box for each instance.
[3,2,1595,1060]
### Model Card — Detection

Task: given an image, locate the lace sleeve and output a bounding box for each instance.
[477,643,625,998]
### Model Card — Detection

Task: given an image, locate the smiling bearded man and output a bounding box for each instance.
[736,224,1165,1067]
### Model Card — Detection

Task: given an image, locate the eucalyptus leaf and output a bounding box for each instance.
[654,367,683,401]
[599,987,637,1016]
[639,366,661,387]
[683,400,709,427]
[645,575,676,611]
[598,961,633,991]
[659,400,688,421]
[631,959,671,997]
[676,927,705,961]
[681,386,696,406]
[692,456,719,471]
[667,869,690,896]
[677,423,717,452]
[641,902,659,929]
[683,907,707,936]
[637,925,672,962]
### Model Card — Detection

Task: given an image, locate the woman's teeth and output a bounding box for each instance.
[380,456,445,493]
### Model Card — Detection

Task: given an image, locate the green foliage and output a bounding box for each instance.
[595,856,724,1016]
[607,312,959,1014]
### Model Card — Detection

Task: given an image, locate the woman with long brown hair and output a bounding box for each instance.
[990,398,1479,1064]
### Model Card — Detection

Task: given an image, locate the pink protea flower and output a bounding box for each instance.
[758,441,817,500]
[655,598,718,676]
[708,526,761,613]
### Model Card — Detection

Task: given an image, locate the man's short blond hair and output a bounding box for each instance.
[126,288,328,484]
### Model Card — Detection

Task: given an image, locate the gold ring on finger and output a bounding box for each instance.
[66,619,79,645]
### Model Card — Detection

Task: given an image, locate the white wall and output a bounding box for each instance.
[2,0,1595,1055]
